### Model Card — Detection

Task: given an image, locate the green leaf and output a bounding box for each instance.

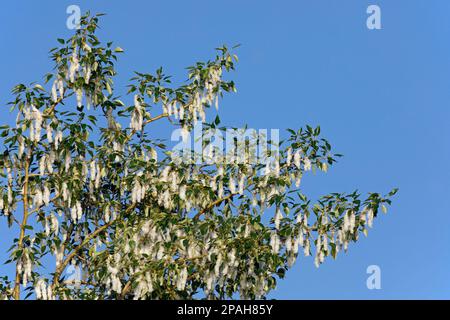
[34,84,46,92]
[105,82,112,94]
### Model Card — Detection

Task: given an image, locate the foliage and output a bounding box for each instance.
[0,13,397,300]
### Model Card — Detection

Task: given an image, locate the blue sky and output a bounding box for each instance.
[1,0,449,299]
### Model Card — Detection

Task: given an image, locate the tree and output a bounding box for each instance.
[0,13,397,300]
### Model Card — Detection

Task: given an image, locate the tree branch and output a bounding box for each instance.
[13,152,31,300]
[126,113,168,141]
[193,193,236,220]
[52,220,115,287]
[118,254,207,299]
[51,203,137,291]
[44,97,64,116]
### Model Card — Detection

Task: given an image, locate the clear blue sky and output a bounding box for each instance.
[1,0,449,299]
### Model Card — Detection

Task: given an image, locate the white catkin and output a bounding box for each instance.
[51,81,58,102]
[34,189,43,208]
[46,124,53,143]
[47,151,55,174]
[270,232,280,254]
[76,201,83,221]
[18,136,25,159]
[218,180,224,199]
[172,101,179,119]
[293,237,300,254]
[69,48,79,82]
[130,95,143,131]
[29,121,34,142]
[84,64,91,84]
[83,42,92,52]
[304,238,310,256]
[179,105,185,120]
[95,163,101,188]
[228,174,236,194]
[51,214,59,235]
[367,209,374,228]
[54,130,63,150]
[32,105,43,142]
[238,174,245,195]
[274,208,283,230]
[294,150,301,169]
[45,218,50,236]
[70,206,77,222]
[104,206,110,223]
[303,157,312,171]
[57,76,64,97]
[285,236,292,252]
[179,185,186,201]
[43,185,50,206]
[286,148,292,166]
[323,234,328,250]
[35,279,49,300]
[39,156,46,176]
[65,152,71,172]
[90,160,97,181]
[150,148,157,161]
[343,212,350,232]
[62,182,69,202]
[76,89,83,108]
[349,211,356,231]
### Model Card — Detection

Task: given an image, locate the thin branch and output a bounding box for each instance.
[52,220,115,287]
[193,193,236,220]
[125,113,168,141]
[118,254,207,299]
[51,203,137,290]
[44,97,64,116]
[27,194,61,216]
[144,113,169,125]
[13,151,31,300]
